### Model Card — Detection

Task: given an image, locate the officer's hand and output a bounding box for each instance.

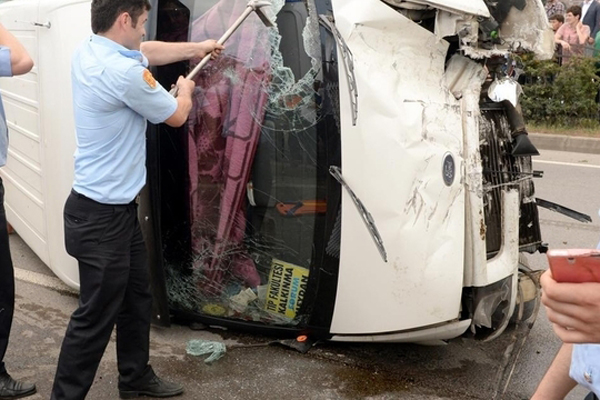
[541,270,600,343]
[175,76,195,98]
[196,39,224,60]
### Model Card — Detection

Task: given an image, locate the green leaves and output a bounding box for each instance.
[520,55,600,128]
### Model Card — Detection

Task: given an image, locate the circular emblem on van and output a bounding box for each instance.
[442,153,455,186]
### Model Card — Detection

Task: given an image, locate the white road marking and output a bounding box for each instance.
[534,159,600,169]
[14,267,78,295]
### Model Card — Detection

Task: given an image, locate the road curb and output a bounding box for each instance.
[530,133,600,155]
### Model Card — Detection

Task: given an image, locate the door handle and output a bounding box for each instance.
[15,20,51,29]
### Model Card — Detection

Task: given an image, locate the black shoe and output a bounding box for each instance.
[0,372,36,399]
[119,374,183,399]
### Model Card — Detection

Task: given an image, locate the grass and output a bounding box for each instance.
[527,123,600,139]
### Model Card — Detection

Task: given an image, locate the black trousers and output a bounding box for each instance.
[0,177,14,375]
[51,191,153,400]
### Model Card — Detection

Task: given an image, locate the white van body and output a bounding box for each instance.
[0,0,89,288]
[0,0,553,343]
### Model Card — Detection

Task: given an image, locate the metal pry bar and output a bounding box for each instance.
[170,0,274,96]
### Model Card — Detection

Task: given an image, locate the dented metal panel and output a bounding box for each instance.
[432,0,554,61]
[494,0,554,59]
[443,55,487,289]
[330,0,466,334]
[383,0,490,17]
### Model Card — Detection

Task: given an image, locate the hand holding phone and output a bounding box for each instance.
[547,249,600,283]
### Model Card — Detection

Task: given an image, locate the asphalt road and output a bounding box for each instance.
[5,147,600,400]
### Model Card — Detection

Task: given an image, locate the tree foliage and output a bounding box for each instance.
[520,55,600,128]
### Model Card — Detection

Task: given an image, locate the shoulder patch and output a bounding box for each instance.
[143,69,157,89]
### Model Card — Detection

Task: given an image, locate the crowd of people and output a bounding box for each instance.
[547,0,600,61]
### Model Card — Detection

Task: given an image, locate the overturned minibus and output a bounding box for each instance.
[0,0,555,343]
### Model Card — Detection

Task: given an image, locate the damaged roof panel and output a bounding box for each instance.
[383,0,490,17]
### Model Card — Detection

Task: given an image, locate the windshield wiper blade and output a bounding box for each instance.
[329,166,388,262]
[319,15,358,126]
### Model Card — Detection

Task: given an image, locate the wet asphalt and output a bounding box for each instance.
[2,232,571,400]
[7,232,453,400]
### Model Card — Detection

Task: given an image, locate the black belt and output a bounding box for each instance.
[70,189,138,207]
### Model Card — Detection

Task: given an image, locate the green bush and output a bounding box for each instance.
[520,55,600,128]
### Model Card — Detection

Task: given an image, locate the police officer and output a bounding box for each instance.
[0,22,36,400]
[49,1,223,399]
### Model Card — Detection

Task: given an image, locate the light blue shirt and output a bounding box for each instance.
[0,46,13,168]
[571,344,600,395]
[71,35,177,204]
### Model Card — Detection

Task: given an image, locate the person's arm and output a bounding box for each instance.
[140,40,224,67]
[577,21,591,44]
[531,343,577,400]
[0,23,33,75]
[122,66,195,128]
[164,76,195,127]
[554,29,562,43]
[541,270,600,343]
[555,26,571,50]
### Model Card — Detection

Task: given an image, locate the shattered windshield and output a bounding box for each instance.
[154,0,337,327]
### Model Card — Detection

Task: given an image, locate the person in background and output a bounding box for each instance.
[550,13,566,63]
[581,0,600,47]
[550,13,565,32]
[546,0,566,19]
[49,0,223,399]
[555,5,591,61]
[531,271,600,400]
[0,21,36,400]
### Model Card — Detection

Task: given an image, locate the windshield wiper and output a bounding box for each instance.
[329,166,387,262]
[319,15,358,126]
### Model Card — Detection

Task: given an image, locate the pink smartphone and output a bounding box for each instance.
[547,249,600,283]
